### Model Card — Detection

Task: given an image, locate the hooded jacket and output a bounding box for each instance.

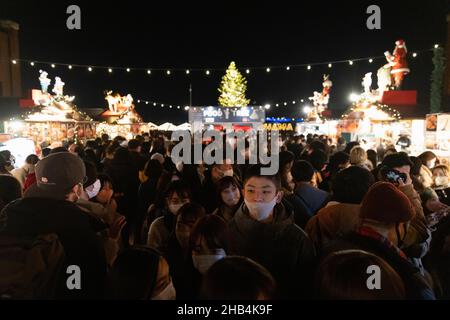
[228,202,316,299]
[305,203,361,254]
[0,197,107,299]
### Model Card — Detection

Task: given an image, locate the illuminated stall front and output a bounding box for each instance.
[4,71,95,145]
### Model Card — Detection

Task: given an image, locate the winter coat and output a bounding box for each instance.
[0,197,107,299]
[292,182,330,217]
[324,228,435,300]
[228,202,316,299]
[305,202,361,254]
[147,211,176,255]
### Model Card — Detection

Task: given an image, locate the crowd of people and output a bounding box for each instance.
[0,130,449,300]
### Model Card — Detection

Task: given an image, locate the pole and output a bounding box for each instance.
[189,83,192,107]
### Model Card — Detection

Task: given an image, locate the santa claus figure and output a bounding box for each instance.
[385,39,410,89]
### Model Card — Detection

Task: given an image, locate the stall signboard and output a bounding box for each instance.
[263,122,295,131]
[190,107,265,124]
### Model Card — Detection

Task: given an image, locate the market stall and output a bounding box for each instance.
[4,71,95,145]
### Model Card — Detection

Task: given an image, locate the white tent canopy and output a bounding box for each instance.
[147,122,159,129]
[176,122,191,131]
[158,122,177,131]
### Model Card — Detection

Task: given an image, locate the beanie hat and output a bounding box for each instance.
[360,181,415,224]
[24,152,86,200]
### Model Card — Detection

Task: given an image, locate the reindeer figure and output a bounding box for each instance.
[105,90,121,113]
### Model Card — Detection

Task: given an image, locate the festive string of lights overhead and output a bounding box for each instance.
[9,46,438,76]
[134,97,312,111]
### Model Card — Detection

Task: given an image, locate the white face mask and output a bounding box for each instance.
[244,196,278,221]
[85,179,101,199]
[435,176,449,187]
[152,280,176,300]
[168,203,185,215]
[192,249,226,275]
[427,159,436,169]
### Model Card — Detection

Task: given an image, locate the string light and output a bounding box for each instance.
[147,69,151,74]
[16,46,434,80]
[88,67,92,72]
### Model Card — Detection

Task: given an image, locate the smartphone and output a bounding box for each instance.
[380,167,407,185]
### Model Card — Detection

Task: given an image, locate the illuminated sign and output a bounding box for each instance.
[191,107,265,123]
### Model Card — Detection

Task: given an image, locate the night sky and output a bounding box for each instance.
[1,0,449,124]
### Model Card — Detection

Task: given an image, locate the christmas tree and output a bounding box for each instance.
[218,61,250,107]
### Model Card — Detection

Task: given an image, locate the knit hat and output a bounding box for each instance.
[24,152,86,200]
[360,181,415,224]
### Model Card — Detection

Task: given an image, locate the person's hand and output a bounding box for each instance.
[426,199,449,213]
[108,216,126,240]
[395,167,412,186]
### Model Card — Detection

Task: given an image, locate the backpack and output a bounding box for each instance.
[0,233,65,299]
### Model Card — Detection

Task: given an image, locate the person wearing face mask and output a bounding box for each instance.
[164,203,206,299]
[147,181,191,255]
[75,165,126,267]
[432,165,450,206]
[190,216,230,273]
[418,151,438,189]
[0,152,107,299]
[108,246,176,300]
[212,176,243,223]
[200,162,239,214]
[228,164,316,299]
[325,182,435,300]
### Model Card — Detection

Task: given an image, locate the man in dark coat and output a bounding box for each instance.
[0,152,107,299]
[228,165,316,299]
